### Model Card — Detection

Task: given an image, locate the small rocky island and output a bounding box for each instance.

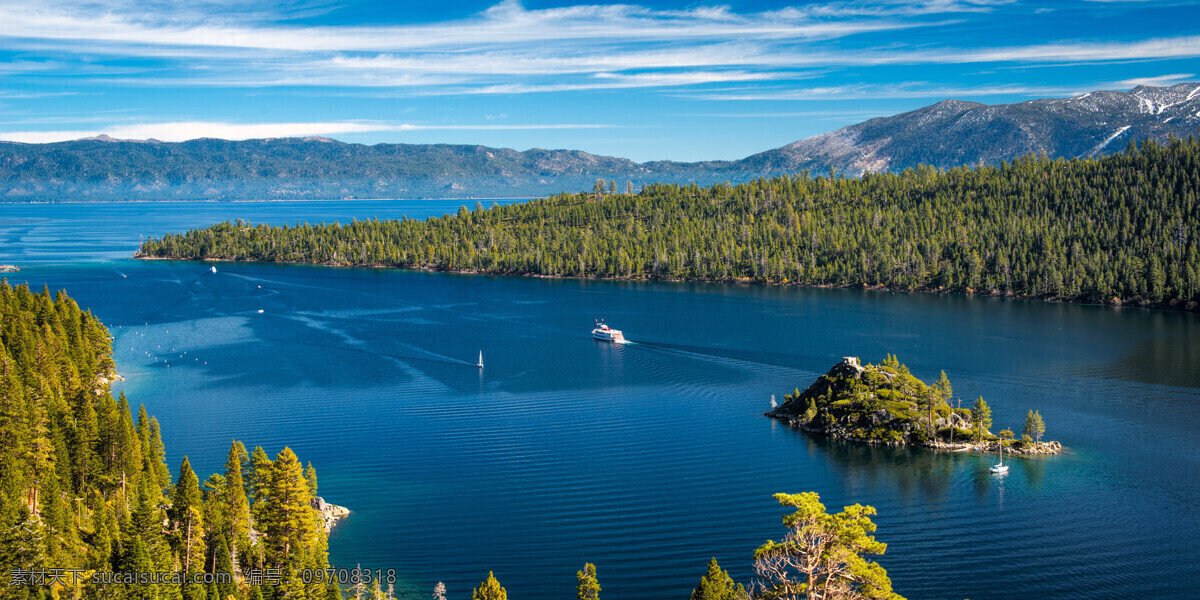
[768,356,1061,455]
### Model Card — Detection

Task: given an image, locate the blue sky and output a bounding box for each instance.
[1,0,1198,161]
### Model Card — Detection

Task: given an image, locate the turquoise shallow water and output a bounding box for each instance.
[3,201,1199,600]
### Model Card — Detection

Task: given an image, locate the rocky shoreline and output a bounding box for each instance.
[771,416,1064,456]
[311,496,350,533]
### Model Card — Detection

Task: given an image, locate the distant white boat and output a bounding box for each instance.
[990,442,1009,473]
[591,320,627,343]
[476,350,484,369]
[210,266,217,273]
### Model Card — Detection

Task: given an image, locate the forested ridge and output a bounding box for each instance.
[138,138,1200,309]
[0,279,338,600]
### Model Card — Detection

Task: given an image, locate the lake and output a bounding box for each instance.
[3,200,1198,600]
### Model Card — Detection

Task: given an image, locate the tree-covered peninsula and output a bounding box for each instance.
[768,355,1060,455]
[0,279,342,600]
[137,138,1200,310]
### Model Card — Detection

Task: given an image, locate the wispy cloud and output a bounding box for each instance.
[0,120,614,143]
[1,0,1198,104]
[682,110,887,119]
[772,0,1013,19]
[0,90,80,99]
[1116,73,1196,87]
[0,0,915,53]
[0,0,1001,97]
[683,82,1080,101]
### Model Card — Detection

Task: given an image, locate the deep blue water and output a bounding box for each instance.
[3,201,1199,600]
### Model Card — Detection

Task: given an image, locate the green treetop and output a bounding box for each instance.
[472,571,507,600]
[305,461,318,497]
[576,563,600,600]
[247,446,273,523]
[224,440,253,565]
[754,492,904,600]
[1023,410,1046,444]
[262,447,318,569]
[690,557,747,600]
[970,398,992,444]
[934,371,952,402]
[170,456,206,574]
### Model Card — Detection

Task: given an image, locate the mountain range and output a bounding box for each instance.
[2,82,1198,201]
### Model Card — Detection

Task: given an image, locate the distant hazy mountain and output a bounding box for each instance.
[738,82,1200,176]
[0,136,733,201]
[2,83,1198,201]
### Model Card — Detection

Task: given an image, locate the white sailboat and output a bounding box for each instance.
[476,350,484,369]
[990,441,1009,473]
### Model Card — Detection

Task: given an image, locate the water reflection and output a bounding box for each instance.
[1100,326,1200,389]
[811,437,956,501]
[1016,455,1047,489]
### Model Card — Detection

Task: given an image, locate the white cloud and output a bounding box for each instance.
[0,0,913,53]
[0,120,614,143]
[685,82,1080,101]
[1116,73,1196,87]
[1,0,1197,101]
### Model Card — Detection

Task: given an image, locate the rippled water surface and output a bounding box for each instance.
[4,201,1199,600]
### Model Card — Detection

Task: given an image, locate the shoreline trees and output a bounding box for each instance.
[0,279,336,600]
[753,492,903,600]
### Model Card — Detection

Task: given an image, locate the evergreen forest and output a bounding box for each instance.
[138,138,1200,309]
[0,279,337,600]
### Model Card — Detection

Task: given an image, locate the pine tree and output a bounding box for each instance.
[576,563,600,600]
[224,441,253,567]
[184,581,209,600]
[305,462,318,497]
[116,392,144,503]
[261,447,316,569]
[71,396,100,494]
[248,446,273,523]
[121,535,157,600]
[934,371,952,402]
[971,397,992,444]
[1023,410,1046,445]
[148,416,171,491]
[471,572,506,600]
[690,557,745,600]
[214,535,237,600]
[203,472,230,547]
[754,492,903,600]
[23,399,55,515]
[327,580,345,600]
[171,456,207,574]
[0,505,44,578]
